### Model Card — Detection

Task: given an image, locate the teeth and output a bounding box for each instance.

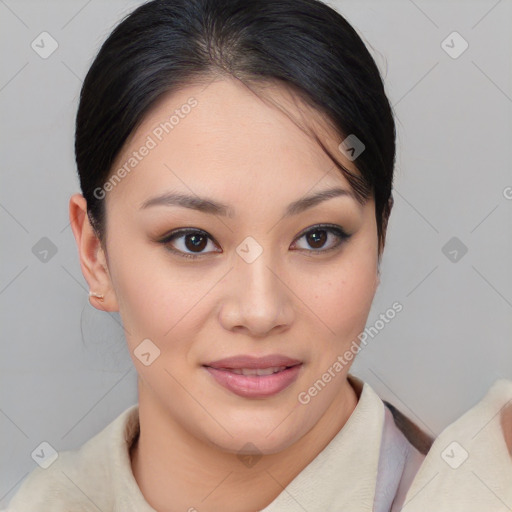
[227,366,287,376]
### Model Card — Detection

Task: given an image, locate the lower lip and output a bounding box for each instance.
[203,364,302,398]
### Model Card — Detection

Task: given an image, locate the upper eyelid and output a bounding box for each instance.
[165,227,221,249]
[294,223,347,239]
[163,224,346,239]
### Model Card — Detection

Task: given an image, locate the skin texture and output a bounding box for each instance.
[69,76,387,512]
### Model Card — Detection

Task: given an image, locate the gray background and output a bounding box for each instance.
[1,0,511,504]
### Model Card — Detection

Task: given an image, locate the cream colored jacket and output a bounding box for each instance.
[3,374,512,511]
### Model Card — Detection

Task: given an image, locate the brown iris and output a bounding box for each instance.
[184,233,208,252]
[306,229,327,249]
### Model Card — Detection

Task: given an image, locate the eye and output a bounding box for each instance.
[291,224,350,254]
[158,223,351,260]
[159,228,221,260]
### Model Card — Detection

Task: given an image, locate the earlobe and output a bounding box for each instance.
[68,193,118,312]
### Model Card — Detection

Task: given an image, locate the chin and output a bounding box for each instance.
[202,413,308,456]
[212,433,299,457]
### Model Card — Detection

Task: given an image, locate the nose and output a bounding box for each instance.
[218,246,294,338]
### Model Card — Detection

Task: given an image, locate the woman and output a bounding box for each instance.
[5,0,512,510]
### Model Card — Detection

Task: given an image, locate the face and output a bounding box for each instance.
[83,77,381,455]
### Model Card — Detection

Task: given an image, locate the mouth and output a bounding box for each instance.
[202,356,303,398]
[218,366,292,376]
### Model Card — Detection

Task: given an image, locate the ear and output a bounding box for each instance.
[377,194,394,264]
[375,195,393,290]
[69,193,119,312]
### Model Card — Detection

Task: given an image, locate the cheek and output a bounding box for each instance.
[306,254,378,341]
[107,238,192,342]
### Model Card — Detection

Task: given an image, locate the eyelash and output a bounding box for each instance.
[158,224,351,260]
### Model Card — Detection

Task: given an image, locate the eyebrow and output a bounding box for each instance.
[140,187,359,218]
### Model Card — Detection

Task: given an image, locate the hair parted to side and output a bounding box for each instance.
[75,0,395,256]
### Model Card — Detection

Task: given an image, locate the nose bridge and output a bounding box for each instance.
[222,235,292,334]
[235,236,281,304]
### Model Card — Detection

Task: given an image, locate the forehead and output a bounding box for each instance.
[106,77,362,211]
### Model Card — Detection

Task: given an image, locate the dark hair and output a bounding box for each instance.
[75,0,395,256]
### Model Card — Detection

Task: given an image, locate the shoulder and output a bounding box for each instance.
[2,450,101,512]
[400,379,512,511]
[3,404,139,512]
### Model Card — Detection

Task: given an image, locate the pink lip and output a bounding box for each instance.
[202,354,303,398]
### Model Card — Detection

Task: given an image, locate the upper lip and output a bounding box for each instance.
[204,354,302,369]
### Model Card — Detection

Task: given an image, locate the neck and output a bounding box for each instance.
[131,378,358,512]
